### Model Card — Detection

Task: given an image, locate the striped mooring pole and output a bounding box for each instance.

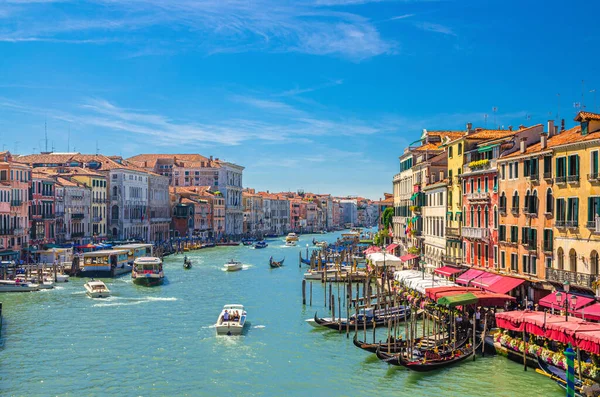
[564,344,576,397]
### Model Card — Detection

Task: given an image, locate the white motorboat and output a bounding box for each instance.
[303,268,348,281]
[285,240,297,247]
[285,233,299,242]
[132,257,164,286]
[45,272,69,282]
[215,304,247,335]
[0,279,40,292]
[224,259,243,272]
[84,280,111,298]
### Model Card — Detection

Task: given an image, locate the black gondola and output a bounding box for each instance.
[376,337,480,372]
[312,307,410,331]
[269,256,285,268]
[183,256,192,269]
[537,356,584,392]
[353,333,416,354]
[300,258,311,265]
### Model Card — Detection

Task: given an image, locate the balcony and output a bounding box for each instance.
[555,176,566,184]
[567,174,580,183]
[463,159,496,175]
[445,227,460,239]
[566,220,579,228]
[523,208,537,218]
[111,218,119,225]
[525,241,537,252]
[545,267,595,289]
[511,207,519,215]
[555,220,566,228]
[0,228,13,235]
[543,171,553,181]
[14,227,24,234]
[462,226,489,240]
[392,216,404,224]
[71,232,85,238]
[466,192,490,202]
[441,254,462,266]
[42,213,55,219]
[589,173,600,182]
[499,206,507,215]
[529,173,539,182]
[71,213,85,220]
[543,242,553,253]
[10,200,22,206]
[92,216,103,223]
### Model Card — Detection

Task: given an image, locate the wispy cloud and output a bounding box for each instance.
[2,0,397,60]
[388,14,415,21]
[415,22,456,36]
[276,79,344,97]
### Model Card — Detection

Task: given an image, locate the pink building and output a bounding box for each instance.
[0,152,31,261]
[29,171,56,246]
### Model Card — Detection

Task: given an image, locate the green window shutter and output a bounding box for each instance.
[593,152,599,174]
[575,198,579,223]
[576,155,580,176]
[555,158,559,177]
[589,197,593,222]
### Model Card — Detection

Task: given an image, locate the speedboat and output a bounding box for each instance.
[285,240,297,247]
[215,304,247,335]
[84,280,111,298]
[132,257,164,286]
[254,241,268,249]
[0,279,40,292]
[224,259,243,272]
[285,233,299,242]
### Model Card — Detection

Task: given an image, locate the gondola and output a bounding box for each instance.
[300,258,311,265]
[311,307,410,331]
[353,333,416,354]
[183,256,192,269]
[269,256,285,268]
[376,337,480,372]
[537,356,584,394]
[254,241,268,249]
[375,335,470,366]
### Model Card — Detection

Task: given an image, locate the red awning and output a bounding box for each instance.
[434,266,463,277]
[471,291,516,307]
[455,269,484,285]
[470,272,502,289]
[363,246,381,255]
[539,293,595,312]
[486,275,526,294]
[425,286,479,300]
[399,254,419,262]
[582,303,600,321]
[386,243,399,253]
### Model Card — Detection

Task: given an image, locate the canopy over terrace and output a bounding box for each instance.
[495,311,600,354]
[425,286,480,300]
[394,270,456,294]
[363,246,381,255]
[366,252,402,268]
[428,287,516,307]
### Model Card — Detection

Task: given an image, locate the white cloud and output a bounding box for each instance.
[415,22,456,36]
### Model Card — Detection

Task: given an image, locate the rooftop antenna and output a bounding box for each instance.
[51,140,55,152]
[95,140,99,155]
[44,117,48,152]
[574,102,581,115]
[492,107,498,127]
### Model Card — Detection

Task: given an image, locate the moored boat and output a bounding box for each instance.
[132,257,164,286]
[216,241,241,246]
[0,279,40,292]
[224,259,243,272]
[84,279,111,298]
[215,304,247,335]
[309,306,410,330]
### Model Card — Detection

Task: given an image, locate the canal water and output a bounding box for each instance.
[1,230,562,396]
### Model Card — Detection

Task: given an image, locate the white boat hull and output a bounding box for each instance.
[87,291,111,298]
[224,264,242,272]
[0,284,40,292]
[215,323,244,335]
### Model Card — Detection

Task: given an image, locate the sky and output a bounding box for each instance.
[1,0,600,200]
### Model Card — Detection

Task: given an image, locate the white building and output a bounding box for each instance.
[107,165,149,240]
[55,177,91,244]
[218,161,244,235]
[148,173,170,243]
[422,181,447,268]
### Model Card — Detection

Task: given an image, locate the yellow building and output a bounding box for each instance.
[70,168,108,239]
[550,111,600,293]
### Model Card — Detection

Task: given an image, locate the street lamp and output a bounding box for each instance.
[555,281,578,321]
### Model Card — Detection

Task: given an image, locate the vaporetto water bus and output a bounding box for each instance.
[132,257,164,286]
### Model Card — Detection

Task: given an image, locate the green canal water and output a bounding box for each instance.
[1,230,563,396]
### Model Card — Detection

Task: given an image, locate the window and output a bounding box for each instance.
[557,247,564,270]
[568,154,580,178]
[458,143,463,155]
[493,176,498,192]
[484,206,489,227]
[493,206,498,228]
[470,207,474,227]
[543,229,553,252]
[470,179,474,193]
[477,178,481,192]
[512,191,519,211]
[546,188,553,214]
[501,164,506,180]
[523,255,529,273]
[477,244,481,265]
[569,249,577,272]
[524,159,530,177]
[509,163,513,179]
[499,225,506,241]
[511,253,518,271]
[588,197,600,226]
[544,155,552,177]
[556,198,566,223]
[545,257,552,269]
[510,226,518,243]
[582,121,589,136]
[514,162,519,178]
[567,198,579,225]
[449,146,453,158]
[484,245,489,266]
[591,151,599,178]
[494,246,498,265]
[499,192,506,212]
[522,226,529,245]
[556,157,566,179]
[484,177,489,192]
[449,169,453,181]
[530,190,538,214]
[501,251,506,268]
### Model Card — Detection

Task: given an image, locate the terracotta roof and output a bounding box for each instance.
[502,125,592,158]
[18,153,161,175]
[467,129,517,140]
[414,143,442,152]
[575,111,600,122]
[54,177,82,188]
[428,131,465,139]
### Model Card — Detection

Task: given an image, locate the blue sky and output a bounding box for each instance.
[1,0,599,199]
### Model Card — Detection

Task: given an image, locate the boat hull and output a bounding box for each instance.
[224,264,242,272]
[132,275,164,286]
[86,291,111,298]
[215,324,244,335]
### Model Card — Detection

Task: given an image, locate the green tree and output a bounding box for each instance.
[381,207,394,228]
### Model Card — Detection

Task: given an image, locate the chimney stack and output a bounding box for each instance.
[554,126,559,135]
[548,120,554,137]
[508,125,513,131]
[540,133,547,150]
[520,137,527,153]
[561,119,565,131]
[466,122,473,132]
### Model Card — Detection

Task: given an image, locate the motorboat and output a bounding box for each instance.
[84,279,111,298]
[285,233,299,242]
[132,257,164,286]
[28,276,54,289]
[254,241,268,249]
[0,279,40,292]
[285,240,297,247]
[224,259,243,272]
[215,304,247,335]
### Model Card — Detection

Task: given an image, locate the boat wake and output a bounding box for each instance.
[92,296,177,307]
[201,324,217,329]
[253,325,266,329]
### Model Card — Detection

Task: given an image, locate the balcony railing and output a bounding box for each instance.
[92,216,103,223]
[441,254,462,266]
[567,174,580,183]
[543,171,553,180]
[566,220,579,228]
[526,241,537,251]
[588,173,600,182]
[555,176,566,184]
[14,227,24,234]
[462,226,490,240]
[10,200,22,206]
[545,267,595,289]
[445,227,460,239]
[466,192,490,202]
[71,232,85,238]
[511,207,519,215]
[555,220,566,228]
[543,242,553,253]
[42,213,55,219]
[0,229,13,235]
[93,198,107,203]
[529,173,539,182]
[71,213,85,220]
[499,206,507,215]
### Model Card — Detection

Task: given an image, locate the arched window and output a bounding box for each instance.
[546,188,553,214]
[569,249,577,272]
[477,206,482,227]
[458,143,463,155]
[591,251,599,276]
[493,205,498,228]
[111,205,119,220]
[532,190,538,214]
[500,192,506,211]
[484,206,489,227]
[512,191,519,211]
[557,248,564,270]
[463,206,466,226]
[524,189,531,213]
[470,207,474,227]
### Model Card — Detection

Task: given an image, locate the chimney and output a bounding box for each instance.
[540,133,547,150]
[520,137,527,153]
[210,156,213,161]
[554,126,559,135]
[547,120,554,137]
[508,125,513,131]
[466,122,473,132]
[561,119,565,131]
[518,124,525,130]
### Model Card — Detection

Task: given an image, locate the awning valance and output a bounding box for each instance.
[399,254,419,262]
[434,266,463,277]
[455,269,484,285]
[486,276,526,294]
[477,144,498,153]
[386,243,398,253]
[539,293,595,312]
